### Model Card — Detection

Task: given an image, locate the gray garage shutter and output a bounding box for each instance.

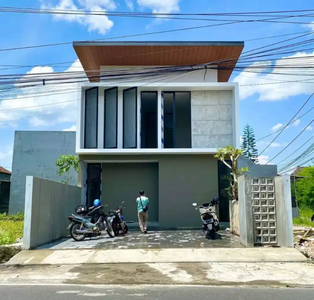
[123,88,137,148]
[104,87,118,148]
[84,87,98,148]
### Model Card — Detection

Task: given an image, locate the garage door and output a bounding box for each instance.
[102,163,159,223]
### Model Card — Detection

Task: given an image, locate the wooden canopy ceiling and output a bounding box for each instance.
[73,41,244,82]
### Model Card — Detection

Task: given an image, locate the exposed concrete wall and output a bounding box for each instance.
[79,154,218,228]
[191,90,233,148]
[238,175,254,247]
[9,131,78,214]
[23,176,81,249]
[275,175,294,247]
[239,156,278,177]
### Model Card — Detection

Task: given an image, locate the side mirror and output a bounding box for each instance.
[192,203,197,207]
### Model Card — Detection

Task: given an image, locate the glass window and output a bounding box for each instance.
[104,88,118,148]
[84,87,98,148]
[123,88,137,148]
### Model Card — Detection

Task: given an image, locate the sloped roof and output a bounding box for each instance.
[0,166,11,175]
[290,166,306,177]
[73,41,244,83]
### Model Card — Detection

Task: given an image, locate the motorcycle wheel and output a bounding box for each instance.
[70,223,86,241]
[106,221,115,238]
[112,219,120,236]
[122,223,128,234]
[209,229,216,240]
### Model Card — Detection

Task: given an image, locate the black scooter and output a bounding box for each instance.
[67,204,115,241]
[108,201,129,236]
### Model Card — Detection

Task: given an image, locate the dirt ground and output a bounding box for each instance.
[294,227,314,260]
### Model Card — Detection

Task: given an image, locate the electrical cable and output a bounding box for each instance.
[258,93,314,156]
[277,136,314,166]
[267,119,314,164]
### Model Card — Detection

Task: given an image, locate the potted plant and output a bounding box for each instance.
[215,145,247,236]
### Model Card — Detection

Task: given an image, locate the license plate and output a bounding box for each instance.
[207,224,213,230]
[67,222,73,229]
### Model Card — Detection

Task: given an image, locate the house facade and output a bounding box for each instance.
[0,166,11,213]
[74,41,244,228]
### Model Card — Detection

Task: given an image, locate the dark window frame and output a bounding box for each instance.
[86,163,102,207]
[84,87,98,149]
[162,91,191,149]
[104,87,118,149]
[123,87,138,149]
[140,91,158,149]
[217,159,232,222]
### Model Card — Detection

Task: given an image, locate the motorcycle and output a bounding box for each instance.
[67,204,115,241]
[108,201,128,236]
[192,198,220,239]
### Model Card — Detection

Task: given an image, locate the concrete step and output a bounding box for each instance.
[6,247,306,266]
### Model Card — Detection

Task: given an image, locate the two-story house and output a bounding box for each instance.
[74,41,244,228]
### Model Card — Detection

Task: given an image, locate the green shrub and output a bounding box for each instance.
[0,212,24,221]
[0,214,24,245]
[293,208,314,228]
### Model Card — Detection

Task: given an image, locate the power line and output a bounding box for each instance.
[1,9,314,53]
[267,119,314,164]
[277,136,314,166]
[258,93,314,156]
[0,30,310,72]
[279,155,314,174]
[256,105,314,141]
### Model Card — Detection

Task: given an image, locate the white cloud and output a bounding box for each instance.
[292,119,301,126]
[257,141,286,151]
[304,21,314,31]
[0,60,84,128]
[42,0,114,34]
[306,125,313,131]
[269,142,283,148]
[137,0,180,13]
[234,51,314,101]
[272,123,283,131]
[63,125,77,131]
[125,0,134,10]
[257,155,270,165]
[0,148,13,171]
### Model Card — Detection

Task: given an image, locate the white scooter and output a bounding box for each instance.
[192,198,220,239]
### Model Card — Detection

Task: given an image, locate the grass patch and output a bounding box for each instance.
[0,213,24,245]
[293,207,314,228]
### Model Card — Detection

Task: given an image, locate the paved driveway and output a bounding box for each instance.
[37,230,243,250]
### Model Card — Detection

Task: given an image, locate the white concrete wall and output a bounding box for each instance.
[23,176,81,249]
[275,175,294,247]
[9,131,78,214]
[191,90,234,148]
[99,66,218,83]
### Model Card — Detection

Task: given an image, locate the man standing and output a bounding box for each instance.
[136,190,149,234]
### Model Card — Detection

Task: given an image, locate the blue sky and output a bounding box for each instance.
[0,0,314,172]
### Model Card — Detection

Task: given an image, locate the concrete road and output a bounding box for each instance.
[0,285,313,300]
[1,262,314,287]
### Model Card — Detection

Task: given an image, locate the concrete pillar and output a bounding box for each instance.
[238,175,254,247]
[275,175,294,247]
